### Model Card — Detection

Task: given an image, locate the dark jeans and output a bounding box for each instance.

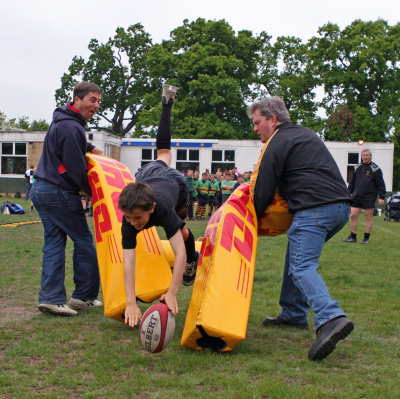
[25,183,32,200]
[31,179,100,304]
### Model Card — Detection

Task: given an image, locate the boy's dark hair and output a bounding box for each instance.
[118,182,155,212]
[72,81,101,102]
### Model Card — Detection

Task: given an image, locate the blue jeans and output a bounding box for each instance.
[278,202,350,331]
[25,183,32,200]
[31,179,100,304]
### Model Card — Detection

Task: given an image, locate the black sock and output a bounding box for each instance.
[156,104,172,151]
[364,233,370,240]
[184,229,196,263]
[350,232,357,239]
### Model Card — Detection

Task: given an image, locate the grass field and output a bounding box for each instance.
[1,196,399,398]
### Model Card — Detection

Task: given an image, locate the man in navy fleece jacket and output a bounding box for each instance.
[32,82,103,317]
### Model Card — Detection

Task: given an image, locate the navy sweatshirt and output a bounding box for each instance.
[34,104,94,195]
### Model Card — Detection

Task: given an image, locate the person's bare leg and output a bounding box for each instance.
[349,207,361,234]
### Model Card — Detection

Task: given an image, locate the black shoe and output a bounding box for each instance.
[308,316,354,361]
[162,84,178,105]
[360,238,369,244]
[263,315,309,330]
[342,236,356,243]
[183,251,199,286]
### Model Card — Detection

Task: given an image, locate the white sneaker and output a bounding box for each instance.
[69,298,103,310]
[162,84,178,105]
[38,303,78,317]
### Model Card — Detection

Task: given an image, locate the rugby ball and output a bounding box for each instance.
[139,302,175,353]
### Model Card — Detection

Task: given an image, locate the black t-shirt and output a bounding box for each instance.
[121,177,185,249]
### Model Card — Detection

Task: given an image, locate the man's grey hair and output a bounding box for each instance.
[361,148,372,156]
[247,96,291,123]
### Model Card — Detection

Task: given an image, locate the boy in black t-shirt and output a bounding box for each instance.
[118,85,198,328]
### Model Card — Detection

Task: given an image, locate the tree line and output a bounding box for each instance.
[2,18,399,188]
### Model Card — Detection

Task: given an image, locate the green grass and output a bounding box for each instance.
[1,196,400,398]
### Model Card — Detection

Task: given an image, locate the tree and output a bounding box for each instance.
[0,110,19,131]
[325,105,354,141]
[256,35,321,131]
[309,19,400,142]
[137,18,261,139]
[55,24,153,136]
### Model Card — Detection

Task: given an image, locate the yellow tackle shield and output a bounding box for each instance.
[181,184,258,351]
[86,154,172,322]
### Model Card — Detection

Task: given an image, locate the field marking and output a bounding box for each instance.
[0,221,42,228]
[357,220,400,237]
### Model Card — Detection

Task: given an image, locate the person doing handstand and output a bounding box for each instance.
[118,85,199,328]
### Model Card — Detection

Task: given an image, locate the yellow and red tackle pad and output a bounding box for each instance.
[181,184,259,351]
[181,183,292,351]
[86,154,172,322]
[256,189,293,236]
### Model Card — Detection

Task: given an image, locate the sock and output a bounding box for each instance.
[350,232,357,239]
[364,233,370,240]
[156,104,172,150]
[184,229,196,263]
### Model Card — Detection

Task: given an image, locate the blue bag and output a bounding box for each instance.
[1,201,26,214]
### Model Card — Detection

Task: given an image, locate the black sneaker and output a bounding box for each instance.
[342,236,356,243]
[308,316,354,361]
[360,238,369,244]
[183,251,199,286]
[263,315,309,330]
[162,84,178,105]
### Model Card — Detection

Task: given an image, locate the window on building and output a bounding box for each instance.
[347,152,360,182]
[211,149,236,173]
[1,142,27,175]
[212,150,222,162]
[140,148,157,167]
[175,149,199,173]
[224,150,235,162]
[177,149,187,160]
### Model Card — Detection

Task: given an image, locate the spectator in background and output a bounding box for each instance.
[342,149,386,244]
[185,169,195,220]
[25,165,34,200]
[233,174,244,191]
[221,173,235,203]
[195,172,211,220]
[208,173,220,218]
[215,171,223,208]
[192,170,199,217]
[243,171,251,183]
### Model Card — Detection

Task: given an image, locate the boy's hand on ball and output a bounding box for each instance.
[124,303,142,327]
[159,292,178,315]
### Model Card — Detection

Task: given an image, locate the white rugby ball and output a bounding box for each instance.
[139,302,175,353]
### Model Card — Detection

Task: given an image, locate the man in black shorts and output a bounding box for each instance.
[342,149,386,244]
[118,85,199,328]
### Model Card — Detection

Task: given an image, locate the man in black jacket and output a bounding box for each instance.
[342,149,386,244]
[248,96,353,361]
[31,82,103,317]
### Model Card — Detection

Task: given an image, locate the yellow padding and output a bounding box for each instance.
[86,154,172,322]
[257,189,293,236]
[160,239,203,268]
[181,184,258,352]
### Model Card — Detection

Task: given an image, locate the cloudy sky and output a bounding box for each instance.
[1,0,399,123]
